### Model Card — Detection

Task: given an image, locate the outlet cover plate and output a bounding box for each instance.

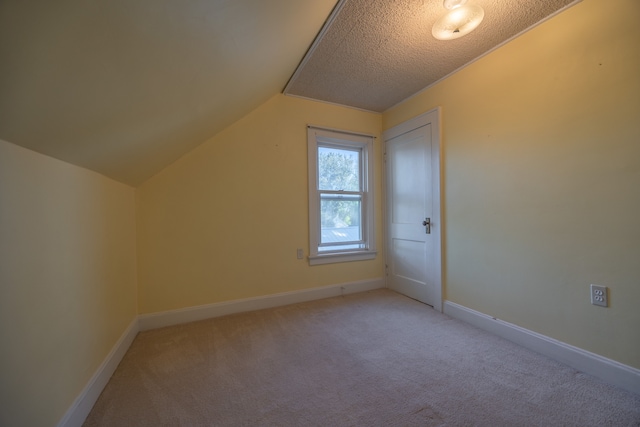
[590,284,608,307]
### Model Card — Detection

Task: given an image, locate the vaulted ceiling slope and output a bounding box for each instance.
[285,0,579,112]
[1,0,579,186]
[0,0,338,185]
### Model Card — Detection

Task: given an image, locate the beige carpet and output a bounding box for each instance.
[84,289,640,426]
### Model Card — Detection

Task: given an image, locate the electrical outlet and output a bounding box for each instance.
[590,284,608,307]
[296,248,303,259]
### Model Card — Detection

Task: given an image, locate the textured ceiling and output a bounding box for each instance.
[0,0,580,186]
[285,0,580,112]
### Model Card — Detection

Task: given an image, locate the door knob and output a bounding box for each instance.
[422,218,431,234]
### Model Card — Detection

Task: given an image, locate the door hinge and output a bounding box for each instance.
[385,264,389,276]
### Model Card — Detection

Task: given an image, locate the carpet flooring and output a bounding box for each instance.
[84,289,640,426]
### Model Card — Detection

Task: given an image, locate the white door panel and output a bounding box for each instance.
[385,110,441,309]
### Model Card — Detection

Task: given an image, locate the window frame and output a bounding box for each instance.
[307,126,376,265]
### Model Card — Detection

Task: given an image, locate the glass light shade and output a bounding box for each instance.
[443,0,467,10]
[432,4,485,40]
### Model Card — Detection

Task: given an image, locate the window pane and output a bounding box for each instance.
[318,146,360,191]
[320,195,362,246]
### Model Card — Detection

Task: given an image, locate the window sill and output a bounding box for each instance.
[308,250,377,266]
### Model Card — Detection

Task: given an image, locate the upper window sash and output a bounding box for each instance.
[317,142,363,192]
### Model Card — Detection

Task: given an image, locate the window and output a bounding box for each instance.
[307,126,376,265]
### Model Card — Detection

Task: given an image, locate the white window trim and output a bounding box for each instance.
[307,126,377,265]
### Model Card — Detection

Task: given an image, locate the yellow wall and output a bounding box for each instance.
[0,140,138,427]
[384,0,640,368]
[136,94,383,314]
[2,2,639,425]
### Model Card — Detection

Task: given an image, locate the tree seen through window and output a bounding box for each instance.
[318,147,361,230]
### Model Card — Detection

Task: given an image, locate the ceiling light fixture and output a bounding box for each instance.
[432,0,485,41]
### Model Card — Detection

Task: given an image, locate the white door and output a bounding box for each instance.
[384,110,442,310]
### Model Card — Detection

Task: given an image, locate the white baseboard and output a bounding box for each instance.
[443,300,640,396]
[57,318,139,427]
[139,278,386,331]
[56,279,384,426]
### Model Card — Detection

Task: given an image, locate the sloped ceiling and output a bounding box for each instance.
[0,0,338,185]
[0,0,579,186]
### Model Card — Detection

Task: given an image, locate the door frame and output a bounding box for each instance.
[382,108,443,312]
